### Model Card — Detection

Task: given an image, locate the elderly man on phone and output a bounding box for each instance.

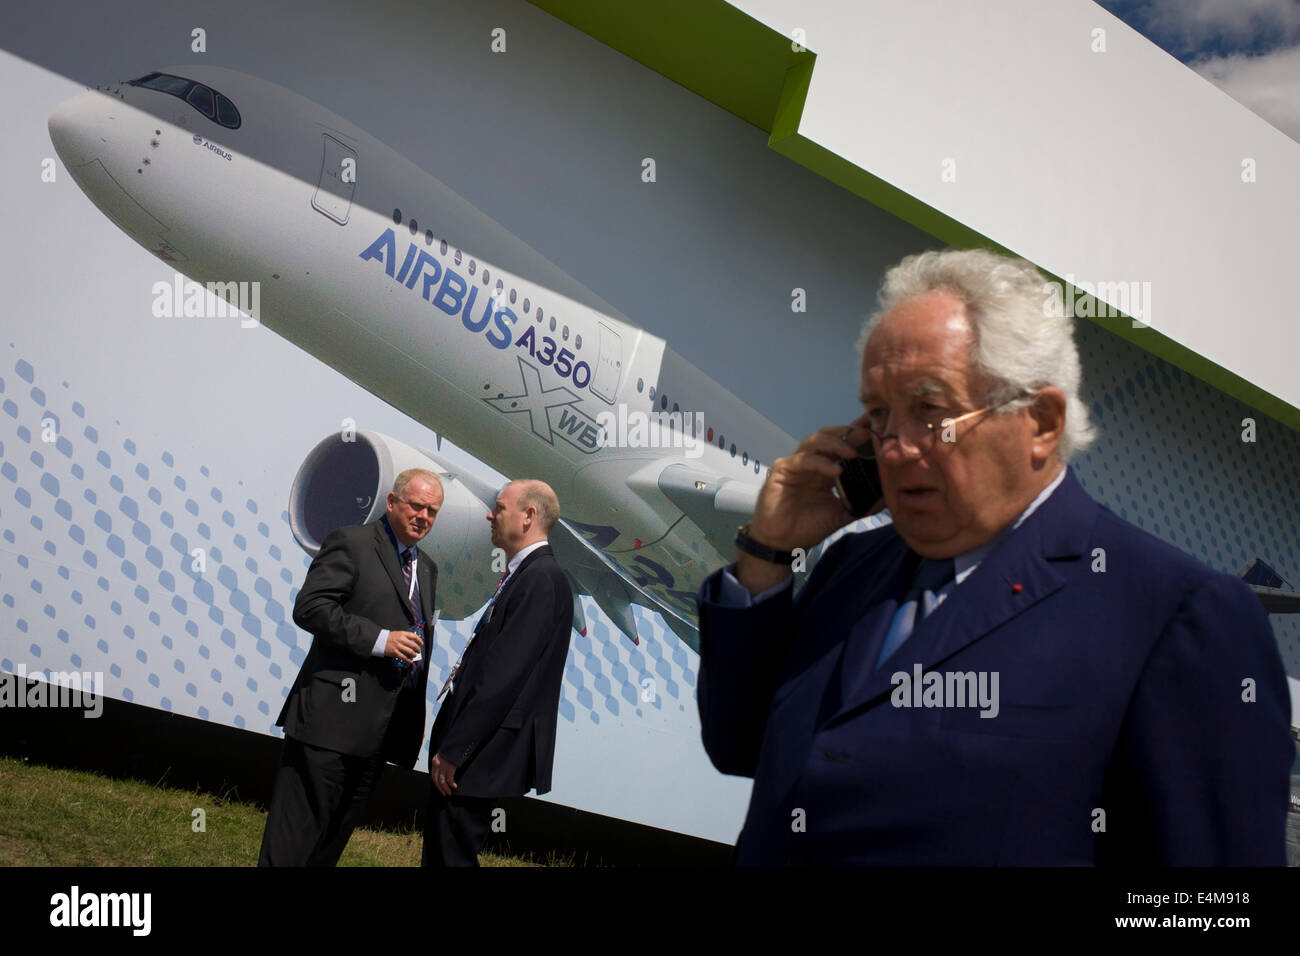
[696,248,1292,865]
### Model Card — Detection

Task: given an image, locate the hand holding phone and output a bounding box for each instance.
[833,435,884,517]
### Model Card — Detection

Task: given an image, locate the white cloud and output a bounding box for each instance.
[1140,0,1300,52]
[1192,42,1300,142]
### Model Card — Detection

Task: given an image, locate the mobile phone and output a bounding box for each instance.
[834,446,883,517]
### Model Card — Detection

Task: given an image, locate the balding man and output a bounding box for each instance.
[422,479,574,866]
[697,249,1292,865]
[260,468,443,866]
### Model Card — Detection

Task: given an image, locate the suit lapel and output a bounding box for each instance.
[826,469,1098,727]
[372,520,416,625]
[469,545,552,646]
[495,545,551,607]
[843,527,1066,715]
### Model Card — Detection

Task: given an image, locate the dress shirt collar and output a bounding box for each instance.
[505,539,549,578]
[952,466,1068,584]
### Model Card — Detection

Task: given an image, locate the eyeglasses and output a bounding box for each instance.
[859,391,1033,453]
[398,497,439,517]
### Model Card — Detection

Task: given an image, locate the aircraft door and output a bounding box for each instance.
[312,134,356,225]
[590,321,623,404]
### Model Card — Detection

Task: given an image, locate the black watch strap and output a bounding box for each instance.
[735,523,794,564]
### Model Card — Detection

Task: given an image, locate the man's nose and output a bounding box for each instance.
[875,429,925,463]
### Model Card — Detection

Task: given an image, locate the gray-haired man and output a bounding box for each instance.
[697,249,1292,865]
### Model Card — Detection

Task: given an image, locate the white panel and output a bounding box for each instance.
[731,0,1299,412]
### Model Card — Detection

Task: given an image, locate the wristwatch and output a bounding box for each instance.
[735,523,795,564]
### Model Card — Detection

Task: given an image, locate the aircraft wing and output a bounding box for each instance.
[544,461,774,653]
[549,516,703,651]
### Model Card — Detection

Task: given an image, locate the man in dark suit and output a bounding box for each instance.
[698,249,1293,865]
[422,479,574,866]
[258,468,443,866]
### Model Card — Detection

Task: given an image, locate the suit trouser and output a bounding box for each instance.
[421,789,496,867]
[258,737,387,867]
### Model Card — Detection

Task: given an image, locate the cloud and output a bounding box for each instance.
[1192,42,1300,142]
[1107,0,1300,55]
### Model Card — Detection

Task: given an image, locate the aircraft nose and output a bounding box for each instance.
[48,90,113,169]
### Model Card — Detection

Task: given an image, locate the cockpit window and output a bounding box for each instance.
[127,72,241,129]
[134,73,190,96]
[186,84,216,120]
[215,93,239,128]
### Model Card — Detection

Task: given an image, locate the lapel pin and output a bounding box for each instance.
[1002,575,1023,594]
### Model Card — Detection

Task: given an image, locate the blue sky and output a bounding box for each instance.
[1099,0,1300,141]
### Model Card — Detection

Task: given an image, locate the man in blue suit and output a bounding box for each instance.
[697,249,1293,865]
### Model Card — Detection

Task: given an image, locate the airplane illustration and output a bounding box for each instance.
[48,65,805,650]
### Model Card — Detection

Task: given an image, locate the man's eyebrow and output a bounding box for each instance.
[905,379,955,399]
[860,379,956,406]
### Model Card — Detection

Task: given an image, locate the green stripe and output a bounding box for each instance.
[529,0,808,129]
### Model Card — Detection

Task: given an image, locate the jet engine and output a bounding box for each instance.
[287,429,503,619]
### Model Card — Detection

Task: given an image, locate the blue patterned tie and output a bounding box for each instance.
[874,557,956,671]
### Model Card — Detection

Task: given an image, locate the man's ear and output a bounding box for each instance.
[1028,387,1067,464]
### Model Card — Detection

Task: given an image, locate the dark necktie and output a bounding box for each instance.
[399,547,425,685]
[874,557,957,671]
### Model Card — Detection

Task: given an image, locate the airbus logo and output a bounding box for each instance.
[191,135,232,161]
[484,357,601,454]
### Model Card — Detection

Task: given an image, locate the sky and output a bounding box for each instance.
[1099,0,1300,142]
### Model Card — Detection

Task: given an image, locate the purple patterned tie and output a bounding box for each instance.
[400,547,425,685]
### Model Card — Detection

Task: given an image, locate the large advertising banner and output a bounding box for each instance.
[2,0,1296,856]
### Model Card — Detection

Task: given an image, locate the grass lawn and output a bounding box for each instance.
[0,755,560,866]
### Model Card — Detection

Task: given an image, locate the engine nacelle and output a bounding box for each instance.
[288,429,501,619]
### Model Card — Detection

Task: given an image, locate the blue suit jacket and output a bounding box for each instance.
[697,469,1293,865]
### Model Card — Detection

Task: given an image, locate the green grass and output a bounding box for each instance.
[0,755,560,866]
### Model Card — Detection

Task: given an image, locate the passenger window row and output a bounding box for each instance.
[392,208,583,351]
[633,378,761,474]
[391,212,760,474]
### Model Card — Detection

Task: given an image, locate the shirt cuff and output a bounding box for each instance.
[372,629,389,657]
[714,564,794,607]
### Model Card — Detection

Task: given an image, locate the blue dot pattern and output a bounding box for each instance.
[0,357,698,763]
[1067,321,1299,678]
[0,339,1295,755]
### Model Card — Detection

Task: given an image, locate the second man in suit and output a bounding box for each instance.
[422,479,574,866]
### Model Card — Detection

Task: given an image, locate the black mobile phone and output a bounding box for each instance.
[834,446,883,517]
